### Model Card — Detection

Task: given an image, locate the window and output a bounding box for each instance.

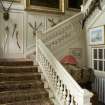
[92,47,105,71]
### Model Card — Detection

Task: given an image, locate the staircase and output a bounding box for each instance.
[0,59,53,105]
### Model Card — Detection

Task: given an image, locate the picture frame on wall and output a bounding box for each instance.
[69,48,82,58]
[67,0,83,9]
[4,0,21,3]
[89,26,105,45]
[26,0,64,13]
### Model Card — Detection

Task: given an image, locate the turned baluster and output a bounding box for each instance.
[50,67,54,82]
[39,54,43,65]
[52,69,55,85]
[41,56,44,69]
[59,81,64,100]
[54,72,57,89]
[49,65,53,80]
[70,96,74,105]
[44,58,48,69]
[47,64,51,79]
[57,77,60,95]
[66,90,70,105]
[46,62,50,77]
[44,59,48,71]
[40,53,44,65]
[45,61,49,72]
[62,85,67,105]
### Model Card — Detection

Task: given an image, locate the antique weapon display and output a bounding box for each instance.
[12,24,17,38]
[28,21,42,36]
[16,31,21,49]
[4,26,9,52]
[12,24,21,49]
[48,18,57,27]
[3,24,21,52]
[0,0,15,21]
[48,18,61,27]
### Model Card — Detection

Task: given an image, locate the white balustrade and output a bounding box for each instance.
[36,39,93,105]
[37,12,84,60]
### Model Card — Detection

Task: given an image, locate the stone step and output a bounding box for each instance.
[0,98,54,105]
[0,59,33,66]
[0,89,49,104]
[0,73,41,82]
[0,66,38,73]
[0,80,44,92]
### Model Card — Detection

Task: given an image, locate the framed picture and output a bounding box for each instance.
[69,48,82,58]
[89,26,105,45]
[26,0,64,13]
[4,0,21,3]
[67,0,83,9]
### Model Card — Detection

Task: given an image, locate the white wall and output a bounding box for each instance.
[85,5,105,104]
[0,10,24,58]
[0,3,77,58]
[85,7,105,67]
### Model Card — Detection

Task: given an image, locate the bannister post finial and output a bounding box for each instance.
[78,89,93,105]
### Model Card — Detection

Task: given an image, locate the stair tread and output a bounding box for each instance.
[0,80,42,84]
[0,66,38,73]
[0,59,33,66]
[0,88,47,94]
[0,89,49,104]
[0,73,41,82]
[0,59,53,105]
[0,58,32,61]
[0,73,40,76]
[0,98,53,105]
[0,65,37,69]
[0,80,44,92]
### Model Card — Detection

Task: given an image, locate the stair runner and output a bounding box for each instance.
[0,59,53,105]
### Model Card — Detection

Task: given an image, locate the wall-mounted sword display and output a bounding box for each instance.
[0,0,15,21]
[3,23,21,52]
[48,18,57,27]
[16,31,21,49]
[4,26,9,52]
[12,23,17,38]
[11,24,21,49]
[28,21,42,36]
[48,18,61,27]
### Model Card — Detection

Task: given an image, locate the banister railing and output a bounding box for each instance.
[36,39,93,105]
[38,12,85,60]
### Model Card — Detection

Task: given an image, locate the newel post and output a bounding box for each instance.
[78,89,93,105]
[36,31,42,63]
